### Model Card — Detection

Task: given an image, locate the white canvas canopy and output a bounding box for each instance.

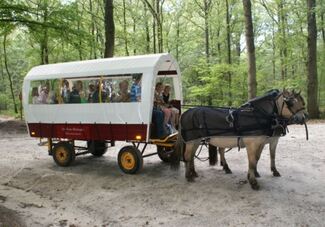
[23,53,182,140]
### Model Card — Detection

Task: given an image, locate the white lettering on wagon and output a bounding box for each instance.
[61,127,85,136]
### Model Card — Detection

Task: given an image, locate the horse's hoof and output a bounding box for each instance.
[224,168,232,174]
[192,171,199,178]
[254,171,261,178]
[271,167,281,177]
[273,171,281,177]
[250,181,260,190]
[186,177,195,182]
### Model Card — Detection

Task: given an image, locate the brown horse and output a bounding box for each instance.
[171,89,307,190]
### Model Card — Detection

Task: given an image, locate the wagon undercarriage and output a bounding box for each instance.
[43,132,178,173]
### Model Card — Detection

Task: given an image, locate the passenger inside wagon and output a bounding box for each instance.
[112,80,131,102]
[154,82,178,132]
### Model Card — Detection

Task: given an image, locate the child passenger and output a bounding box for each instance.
[38,86,49,104]
[31,87,40,104]
[130,74,141,102]
[154,82,177,132]
[163,84,179,127]
[61,79,71,103]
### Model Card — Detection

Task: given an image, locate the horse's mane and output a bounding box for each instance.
[241,89,280,108]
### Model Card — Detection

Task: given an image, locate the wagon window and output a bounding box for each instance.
[29,74,142,105]
[29,79,60,104]
[107,73,142,103]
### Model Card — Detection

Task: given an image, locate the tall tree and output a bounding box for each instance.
[104,0,115,58]
[243,0,257,99]
[142,0,164,53]
[277,0,288,80]
[194,0,212,61]
[306,0,319,118]
[122,0,129,56]
[3,31,18,114]
[225,0,232,105]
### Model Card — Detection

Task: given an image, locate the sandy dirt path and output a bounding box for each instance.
[0,119,324,227]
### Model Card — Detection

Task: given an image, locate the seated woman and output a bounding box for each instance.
[61,79,71,103]
[154,82,176,133]
[92,82,107,103]
[112,80,131,102]
[163,84,180,127]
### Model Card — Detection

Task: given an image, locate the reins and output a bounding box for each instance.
[194,141,233,162]
[304,121,309,140]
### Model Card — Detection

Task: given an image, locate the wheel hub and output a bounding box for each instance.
[56,147,68,162]
[121,152,135,170]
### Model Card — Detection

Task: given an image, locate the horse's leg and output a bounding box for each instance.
[270,138,281,177]
[184,142,199,182]
[208,144,218,166]
[183,143,192,181]
[190,148,198,178]
[254,144,265,178]
[219,148,232,174]
[246,142,260,190]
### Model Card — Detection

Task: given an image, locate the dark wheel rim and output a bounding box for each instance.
[157,146,173,162]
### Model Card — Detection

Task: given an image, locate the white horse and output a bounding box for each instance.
[171,89,307,190]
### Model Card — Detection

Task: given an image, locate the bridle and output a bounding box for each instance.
[275,92,308,140]
[275,92,305,119]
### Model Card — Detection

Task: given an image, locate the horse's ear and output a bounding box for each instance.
[297,90,301,95]
[282,87,289,96]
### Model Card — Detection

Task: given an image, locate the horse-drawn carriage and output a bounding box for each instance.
[23,53,308,190]
[23,53,182,173]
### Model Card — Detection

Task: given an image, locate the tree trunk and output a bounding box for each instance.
[152,15,157,53]
[157,0,164,53]
[272,20,276,80]
[40,5,49,65]
[77,5,83,60]
[216,27,221,63]
[152,0,157,53]
[226,0,232,105]
[104,0,115,58]
[89,0,97,59]
[144,2,150,53]
[321,2,325,45]
[243,0,257,99]
[278,0,287,80]
[133,16,137,54]
[204,0,210,62]
[3,33,18,114]
[0,49,4,81]
[306,0,319,118]
[176,17,180,61]
[122,0,129,56]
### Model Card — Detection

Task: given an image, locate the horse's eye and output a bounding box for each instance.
[285,98,294,107]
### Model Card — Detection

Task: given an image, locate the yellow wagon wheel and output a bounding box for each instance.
[118,146,143,174]
[52,142,76,167]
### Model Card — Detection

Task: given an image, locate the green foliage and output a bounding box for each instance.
[0,0,324,116]
[183,58,247,107]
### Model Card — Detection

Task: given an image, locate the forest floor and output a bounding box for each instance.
[0,117,325,227]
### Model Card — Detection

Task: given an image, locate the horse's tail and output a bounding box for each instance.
[170,124,184,170]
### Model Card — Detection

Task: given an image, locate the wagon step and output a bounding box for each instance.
[150,132,178,143]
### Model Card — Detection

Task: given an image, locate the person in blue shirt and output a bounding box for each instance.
[130,74,142,102]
